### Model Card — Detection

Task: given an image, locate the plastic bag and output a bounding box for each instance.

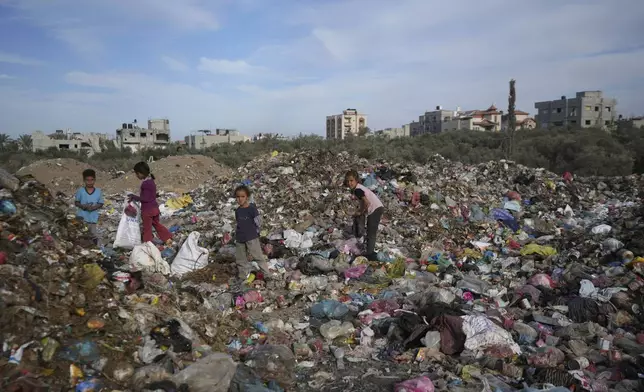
[130,242,171,275]
[172,353,237,392]
[311,300,349,320]
[245,345,296,388]
[171,231,209,277]
[113,202,141,249]
[394,376,434,392]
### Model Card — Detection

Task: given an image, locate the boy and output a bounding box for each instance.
[345,170,384,260]
[75,169,104,245]
[234,185,270,280]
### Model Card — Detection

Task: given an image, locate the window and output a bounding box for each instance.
[585,120,591,125]
[140,133,147,138]
[556,108,562,113]
[570,120,577,124]
[570,107,577,116]
[606,107,611,112]
[605,121,610,125]
[129,132,135,137]
[594,106,599,112]
[585,106,591,111]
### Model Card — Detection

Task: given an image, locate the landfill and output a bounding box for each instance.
[2,150,644,392]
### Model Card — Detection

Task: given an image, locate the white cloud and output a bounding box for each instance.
[162,56,189,72]
[0,74,16,79]
[1,0,643,137]
[198,58,264,75]
[0,51,43,66]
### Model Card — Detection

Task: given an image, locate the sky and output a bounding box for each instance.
[0,0,643,139]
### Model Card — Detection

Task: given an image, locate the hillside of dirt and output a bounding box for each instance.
[15,158,107,196]
[104,155,232,195]
[13,155,232,196]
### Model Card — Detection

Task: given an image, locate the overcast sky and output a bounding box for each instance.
[0,0,643,138]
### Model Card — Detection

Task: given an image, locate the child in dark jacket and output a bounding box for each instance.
[234,185,270,280]
[128,161,173,245]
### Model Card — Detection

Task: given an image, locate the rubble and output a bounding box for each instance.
[2,150,644,392]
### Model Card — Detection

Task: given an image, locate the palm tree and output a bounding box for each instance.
[18,134,32,151]
[0,134,11,151]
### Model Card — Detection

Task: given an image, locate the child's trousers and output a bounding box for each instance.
[235,238,270,279]
[354,207,384,258]
[141,207,172,243]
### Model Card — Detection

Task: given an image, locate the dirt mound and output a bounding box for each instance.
[15,158,105,197]
[104,155,232,195]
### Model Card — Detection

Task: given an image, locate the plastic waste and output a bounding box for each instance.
[245,345,296,388]
[368,299,400,314]
[113,202,141,249]
[59,340,100,365]
[421,331,441,349]
[130,242,171,275]
[319,320,355,340]
[394,376,434,392]
[311,300,350,320]
[172,353,238,392]
[171,231,210,277]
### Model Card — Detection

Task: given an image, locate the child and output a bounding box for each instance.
[345,170,384,260]
[234,185,270,280]
[75,169,104,245]
[127,162,173,245]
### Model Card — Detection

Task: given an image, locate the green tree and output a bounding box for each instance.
[358,126,372,137]
[0,134,11,151]
[18,134,33,151]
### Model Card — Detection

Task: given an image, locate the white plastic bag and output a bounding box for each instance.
[171,231,209,277]
[130,242,171,275]
[113,202,141,249]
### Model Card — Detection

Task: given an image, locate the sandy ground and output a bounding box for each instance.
[15,155,232,196]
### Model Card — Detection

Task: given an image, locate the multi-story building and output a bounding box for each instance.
[534,91,617,129]
[185,129,249,149]
[32,129,112,156]
[115,118,171,152]
[326,108,367,139]
[415,106,455,135]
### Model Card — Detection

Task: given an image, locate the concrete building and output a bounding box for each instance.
[185,129,249,149]
[326,108,368,139]
[376,127,410,138]
[32,129,111,156]
[440,105,504,132]
[115,119,171,152]
[415,106,455,135]
[501,111,537,131]
[409,121,422,137]
[534,91,617,129]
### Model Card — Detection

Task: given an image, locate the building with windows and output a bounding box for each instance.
[32,129,111,156]
[185,129,249,149]
[534,91,617,129]
[326,108,368,139]
[115,118,171,152]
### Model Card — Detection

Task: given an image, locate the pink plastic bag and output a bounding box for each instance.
[528,273,555,289]
[344,264,367,279]
[394,376,434,392]
[368,299,400,315]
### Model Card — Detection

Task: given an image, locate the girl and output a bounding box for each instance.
[128,161,173,245]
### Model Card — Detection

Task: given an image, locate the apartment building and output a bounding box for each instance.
[534,91,617,129]
[115,118,171,152]
[326,108,368,139]
[412,106,454,136]
[376,127,410,138]
[185,129,249,149]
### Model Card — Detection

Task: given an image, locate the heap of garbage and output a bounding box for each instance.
[2,150,644,392]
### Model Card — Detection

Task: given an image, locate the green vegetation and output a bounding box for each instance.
[1,124,643,177]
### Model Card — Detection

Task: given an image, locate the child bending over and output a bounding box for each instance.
[345,170,384,260]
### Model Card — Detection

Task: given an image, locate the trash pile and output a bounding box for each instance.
[2,151,644,392]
